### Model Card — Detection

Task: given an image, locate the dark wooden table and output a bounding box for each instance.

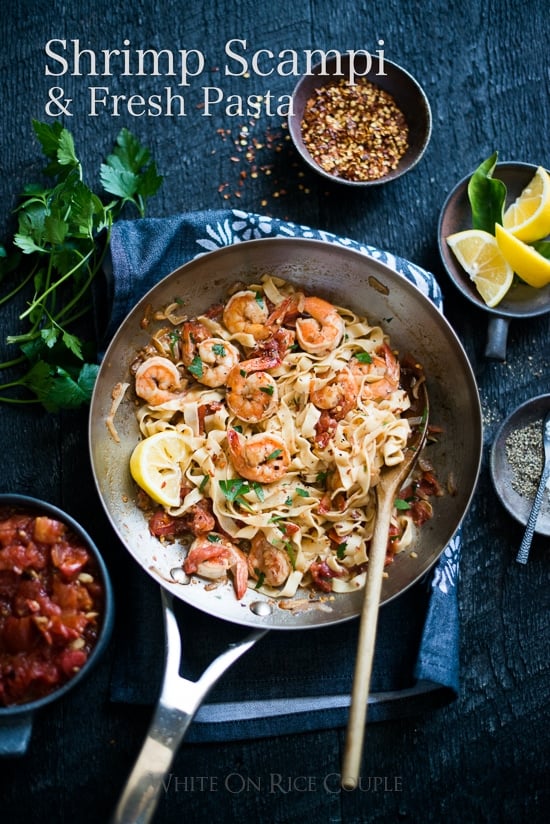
[1,2,548,822]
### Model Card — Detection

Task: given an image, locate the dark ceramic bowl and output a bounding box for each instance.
[438,161,550,360]
[288,53,431,186]
[490,394,550,537]
[0,494,114,756]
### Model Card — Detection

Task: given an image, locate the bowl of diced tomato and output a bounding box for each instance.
[0,494,114,756]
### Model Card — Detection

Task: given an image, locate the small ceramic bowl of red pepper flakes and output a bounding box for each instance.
[288,53,431,186]
[0,494,114,756]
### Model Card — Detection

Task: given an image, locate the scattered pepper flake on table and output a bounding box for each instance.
[214,118,321,209]
[300,77,409,181]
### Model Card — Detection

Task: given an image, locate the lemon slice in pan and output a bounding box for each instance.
[130,429,190,508]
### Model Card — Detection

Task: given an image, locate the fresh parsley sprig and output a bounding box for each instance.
[0,120,162,411]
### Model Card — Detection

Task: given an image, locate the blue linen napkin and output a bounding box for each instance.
[105,209,461,742]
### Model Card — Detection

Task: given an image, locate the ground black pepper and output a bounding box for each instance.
[300,77,409,181]
[505,419,549,515]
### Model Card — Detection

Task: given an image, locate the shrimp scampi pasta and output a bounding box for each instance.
[128,275,433,602]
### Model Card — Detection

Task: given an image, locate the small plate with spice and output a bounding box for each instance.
[490,394,550,536]
[288,53,431,186]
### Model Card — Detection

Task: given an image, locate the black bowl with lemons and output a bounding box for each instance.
[438,159,550,360]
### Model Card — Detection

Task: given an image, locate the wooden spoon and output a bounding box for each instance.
[341,380,429,790]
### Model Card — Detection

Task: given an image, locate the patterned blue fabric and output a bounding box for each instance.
[107,209,461,741]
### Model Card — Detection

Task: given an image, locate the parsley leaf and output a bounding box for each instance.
[0,122,162,410]
[100,128,163,217]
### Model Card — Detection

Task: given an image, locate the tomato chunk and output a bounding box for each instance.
[0,506,104,707]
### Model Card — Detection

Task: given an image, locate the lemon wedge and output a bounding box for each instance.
[130,429,191,508]
[503,166,550,242]
[495,223,550,288]
[446,229,514,306]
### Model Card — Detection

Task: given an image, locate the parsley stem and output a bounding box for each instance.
[0,377,29,390]
[19,247,95,320]
[0,394,39,404]
[0,269,35,307]
[0,355,26,370]
[56,230,110,323]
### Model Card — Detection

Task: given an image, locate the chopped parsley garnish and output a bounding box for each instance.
[295,487,309,497]
[394,498,411,510]
[188,355,203,378]
[219,478,264,508]
[251,481,265,502]
[336,542,347,560]
[265,448,283,461]
[207,533,221,543]
[168,331,180,357]
[212,343,226,357]
[355,351,373,364]
[260,385,275,395]
[254,570,266,589]
[284,541,297,569]
[199,475,209,492]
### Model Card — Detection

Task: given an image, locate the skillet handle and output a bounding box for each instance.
[484,316,510,360]
[111,592,266,824]
[110,701,194,824]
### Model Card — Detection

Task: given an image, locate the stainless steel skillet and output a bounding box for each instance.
[88,238,482,820]
[89,237,481,628]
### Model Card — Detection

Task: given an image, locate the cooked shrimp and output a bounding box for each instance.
[351,342,400,401]
[183,533,248,599]
[247,531,291,587]
[180,320,210,366]
[222,290,271,340]
[134,356,183,405]
[309,367,358,420]
[266,292,304,329]
[295,296,345,355]
[226,428,290,483]
[193,338,240,387]
[225,355,279,423]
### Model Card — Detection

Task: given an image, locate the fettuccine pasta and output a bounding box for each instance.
[128,274,428,601]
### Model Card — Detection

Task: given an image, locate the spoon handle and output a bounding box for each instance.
[516,463,550,564]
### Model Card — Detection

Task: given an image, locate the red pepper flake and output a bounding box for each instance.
[214,117,321,210]
[301,77,409,181]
